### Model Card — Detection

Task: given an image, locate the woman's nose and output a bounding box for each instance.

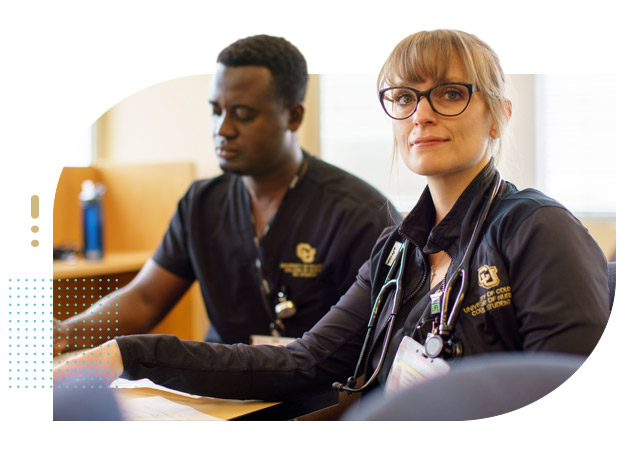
[412,96,437,126]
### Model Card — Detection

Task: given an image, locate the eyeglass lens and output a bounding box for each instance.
[382,84,471,118]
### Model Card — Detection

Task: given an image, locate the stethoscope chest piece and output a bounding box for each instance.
[424,332,463,359]
[424,333,445,359]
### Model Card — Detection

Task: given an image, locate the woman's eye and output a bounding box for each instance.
[445,90,463,100]
[435,86,466,101]
[395,93,415,105]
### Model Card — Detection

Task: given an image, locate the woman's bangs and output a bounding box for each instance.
[382,36,453,87]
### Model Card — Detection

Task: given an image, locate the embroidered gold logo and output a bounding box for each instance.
[296,243,317,264]
[280,243,322,278]
[478,265,500,289]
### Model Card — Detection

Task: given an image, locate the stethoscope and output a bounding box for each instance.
[333,173,503,394]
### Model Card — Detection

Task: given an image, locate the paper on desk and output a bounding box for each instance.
[120,396,222,421]
[111,377,202,399]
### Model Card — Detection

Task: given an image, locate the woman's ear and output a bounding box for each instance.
[504,98,513,120]
[490,98,512,139]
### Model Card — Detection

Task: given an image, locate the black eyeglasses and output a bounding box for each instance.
[379,83,478,119]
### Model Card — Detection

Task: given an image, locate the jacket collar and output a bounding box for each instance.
[399,160,500,259]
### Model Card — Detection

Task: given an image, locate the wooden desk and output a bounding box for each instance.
[53,251,152,279]
[53,370,341,421]
[110,382,341,421]
[112,382,281,420]
[53,351,279,421]
[53,334,347,421]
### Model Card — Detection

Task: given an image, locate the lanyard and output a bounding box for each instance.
[251,157,308,336]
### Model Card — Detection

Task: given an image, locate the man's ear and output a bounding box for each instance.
[287,102,305,132]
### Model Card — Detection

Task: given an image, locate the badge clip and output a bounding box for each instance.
[430,289,443,315]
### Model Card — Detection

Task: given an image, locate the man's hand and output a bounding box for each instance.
[53,340,123,390]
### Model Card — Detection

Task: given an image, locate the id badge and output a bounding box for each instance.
[384,335,451,394]
[250,334,297,346]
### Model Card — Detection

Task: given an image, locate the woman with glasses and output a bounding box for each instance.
[55,30,609,403]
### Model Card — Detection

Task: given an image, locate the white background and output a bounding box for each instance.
[0,0,626,448]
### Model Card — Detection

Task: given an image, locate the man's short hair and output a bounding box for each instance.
[217,35,308,106]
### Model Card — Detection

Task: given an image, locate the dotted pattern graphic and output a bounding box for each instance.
[54,278,120,356]
[7,278,53,389]
[6,277,121,389]
[53,278,121,390]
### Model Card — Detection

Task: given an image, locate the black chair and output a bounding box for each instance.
[342,262,616,421]
[608,261,616,311]
[342,352,585,421]
[54,386,122,421]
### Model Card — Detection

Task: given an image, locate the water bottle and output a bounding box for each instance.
[79,180,106,260]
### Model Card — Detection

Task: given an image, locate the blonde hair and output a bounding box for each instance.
[378,29,511,157]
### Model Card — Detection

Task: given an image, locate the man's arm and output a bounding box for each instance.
[54,259,192,354]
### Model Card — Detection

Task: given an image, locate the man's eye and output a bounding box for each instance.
[233,107,255,121]
[210,104,222,116]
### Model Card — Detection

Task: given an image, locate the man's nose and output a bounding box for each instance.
[213,112,236,138]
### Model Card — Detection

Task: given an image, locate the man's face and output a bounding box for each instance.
[209,64,296,176]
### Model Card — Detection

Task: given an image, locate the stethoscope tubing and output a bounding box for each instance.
[440,174,502,335]
[334,240,409,393]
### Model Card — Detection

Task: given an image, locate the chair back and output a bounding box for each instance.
[608,261,616,311]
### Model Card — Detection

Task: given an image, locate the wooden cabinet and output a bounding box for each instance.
[53,163,209,343]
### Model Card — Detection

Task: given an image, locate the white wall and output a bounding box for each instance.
[94,74,320,179]
[94,74,219,178]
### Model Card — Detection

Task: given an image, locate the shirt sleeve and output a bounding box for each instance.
[504,205,609,355]
[151,184,196,281]
[326,202,401,301]
[116,261,375,400]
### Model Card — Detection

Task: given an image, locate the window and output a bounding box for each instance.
[534,74,616,216]
[319,74,425,213]
[320,74,616,217]
[61,125,94,167]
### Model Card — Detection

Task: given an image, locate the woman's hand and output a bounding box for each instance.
[53,339,123,389]
[53,318,70,356]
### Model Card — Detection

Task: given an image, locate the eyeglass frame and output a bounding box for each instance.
[378,82,479,120]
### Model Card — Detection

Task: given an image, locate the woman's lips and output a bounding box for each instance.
[410,137,448,149]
